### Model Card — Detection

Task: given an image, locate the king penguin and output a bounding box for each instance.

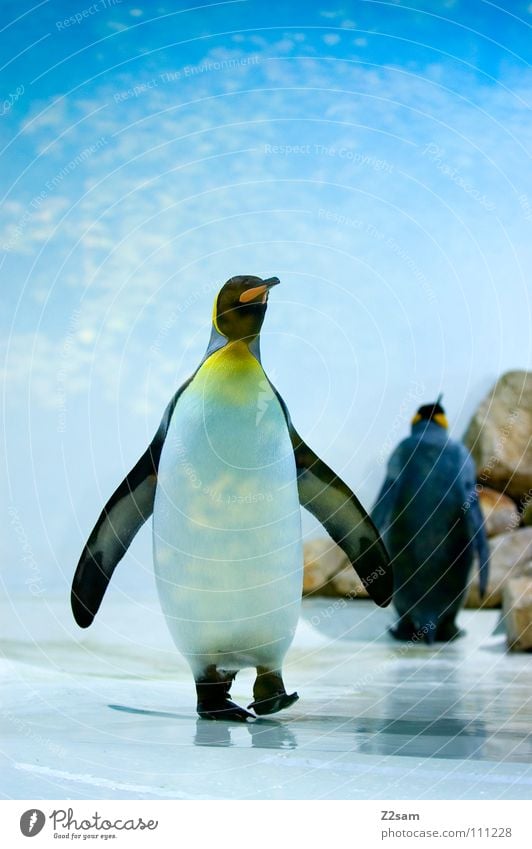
[72,275,392,721]
[372,396,490,644]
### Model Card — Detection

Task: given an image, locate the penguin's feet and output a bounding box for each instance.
[197,699,255,722]
[248,691,299,716]
[436,621,465,642]
[388,621,416,642]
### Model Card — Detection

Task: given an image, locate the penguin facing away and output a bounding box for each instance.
[372,397,490,645]
[72,275,392,721]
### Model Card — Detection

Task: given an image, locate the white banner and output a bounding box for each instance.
[2,800,529,848]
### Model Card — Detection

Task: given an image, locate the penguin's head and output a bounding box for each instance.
[213,275,280,342]
[412,394,448,429]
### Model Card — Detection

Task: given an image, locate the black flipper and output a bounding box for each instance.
[71,382,191,628]
[273,388,393,608]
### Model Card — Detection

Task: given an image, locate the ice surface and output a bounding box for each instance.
[1,594,531,800]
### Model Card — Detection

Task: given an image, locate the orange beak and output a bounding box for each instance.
[238,277,280,304]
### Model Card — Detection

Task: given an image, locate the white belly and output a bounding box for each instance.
[152,344,303,674]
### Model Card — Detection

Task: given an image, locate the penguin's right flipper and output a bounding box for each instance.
[291,431,393,607]
[272,388,393,608]
[71,385,189,628]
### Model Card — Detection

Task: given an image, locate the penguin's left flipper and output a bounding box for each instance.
[71,385,190,628]
[273,390,393,607]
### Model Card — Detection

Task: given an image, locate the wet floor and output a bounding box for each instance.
[1,596,531,799]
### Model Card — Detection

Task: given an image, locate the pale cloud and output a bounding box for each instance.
[0,195,70,255]
[273,39,295,54]
[323,33,341,46]
[21,98,69,135]
[249,34,268,48]
[107,20,128,32]
[1,332,89,411]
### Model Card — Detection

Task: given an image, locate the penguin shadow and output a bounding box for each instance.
[109,704,192,721]
[108,704,298,750]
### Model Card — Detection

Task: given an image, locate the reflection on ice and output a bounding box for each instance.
[194,718,297,750]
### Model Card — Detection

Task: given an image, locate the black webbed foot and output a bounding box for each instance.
[250,667,298,716]
[436,621,465,642]
[198,699,255,722]
[195,666,254,722]
[388,624,416,642]
[248,691,299,716]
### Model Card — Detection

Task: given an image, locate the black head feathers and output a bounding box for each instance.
[213,275,280,341]
[412,394,448,428]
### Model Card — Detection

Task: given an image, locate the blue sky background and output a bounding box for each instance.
[2,0,532,598]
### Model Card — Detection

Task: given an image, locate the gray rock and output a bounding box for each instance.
[302,538,368,598]
[464,370,532,501]
[522,497,532,527]
[478,486,520,537]
[466,527,532,608]
[503,578,532,651]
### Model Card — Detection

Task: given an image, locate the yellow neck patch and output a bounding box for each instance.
[194,341,263,405]
[433,413,449,428]
[412,412,448,429]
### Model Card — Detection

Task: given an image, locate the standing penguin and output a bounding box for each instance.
[72,275,392,720]
[372,397,489,644]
